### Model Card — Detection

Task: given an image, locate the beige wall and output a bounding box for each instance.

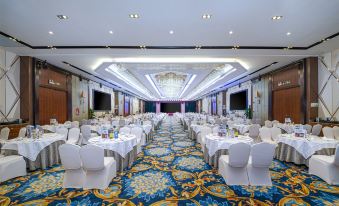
[71,75,89,121]
[318,49,339,121]
[0,47,20,122]
[252,77,269,125]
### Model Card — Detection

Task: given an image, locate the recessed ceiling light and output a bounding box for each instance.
[272,16,283,20]
[229,30,233,35]
[286,32,291,36]
[202,14,212,19]
[129,14,139,19]
[169,30,174,34]
[48,31,54,35]
[57,15,69,20]
[109,30,113,34]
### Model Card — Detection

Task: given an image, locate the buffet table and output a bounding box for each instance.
[275,134,338,165]
[204,134,254,168]
[0,133,66,170]
[88,134,138,172]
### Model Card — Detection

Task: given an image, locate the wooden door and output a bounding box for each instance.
[39,87,67,125]
[272,87,302,123]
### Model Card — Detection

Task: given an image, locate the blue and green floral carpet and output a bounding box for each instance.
[1,118,338,205]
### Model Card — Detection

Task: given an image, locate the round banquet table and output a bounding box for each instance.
[88,134,138,173]
[203,134,254,169]
[0,133,66,171]
[275,134,338,166]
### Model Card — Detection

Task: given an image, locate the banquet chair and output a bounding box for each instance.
[119,120,126,127]
[304,124,312,134]
[259,127,275,144]
[212,126,219,134]
[131,127,144,154]
[59,144,85,188]
[311,124,322,136]
[56,127,69,140]
[67,128,80,144]
[119,126,131,134]
[272,120,279,127]
[112,120,119,127]
[42,125,56,133]
[247,142,276,186]
[322,127,334,139]
[18,127,27,138]
[143,120,152,125]
[80,145,116,190]
[80,125,92,145]
[218,143,251,185]
[64,121,72,125]
[0,155,27,183]
[270,127,282,141]
[248,124,261,142]
[333,126,339,140]
[71,121,79,128]
[0,127,10,140]
[81,119,89,126]
[309,145,339,185]
[264,120,273,128]
[199,127,212,151]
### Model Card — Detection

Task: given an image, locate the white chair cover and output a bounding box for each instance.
[259,127,273,143]
[248,124,260,139]
[80,125,92,145]
[0,155,26,183]
[309,145,339,185]
[218,143,251,185]
[67,128,80,144]
[322,127,334,139]
[311,124,322,136]
[199,127,212,151]
[58,144,85,188]
[131,127,144,154]
[71,121,80,128]
[272,120,279,127]
[264,120,273,128]
[56,127,69,140]
[212,126,219,134]
[80,145,117,190]
[18,127,27,138]
[304,124,312,134]
[119,126,131,134]
[271,127,282,141]
[333,126,339,140]
[247,142,276,186]
[0,127,10,140]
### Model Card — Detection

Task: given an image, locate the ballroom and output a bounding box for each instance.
[0,1,338,205]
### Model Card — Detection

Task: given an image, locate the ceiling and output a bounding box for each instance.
[1,0,339,100]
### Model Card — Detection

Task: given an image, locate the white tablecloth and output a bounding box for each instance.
[128,124,152,135]
[88,134,138,158]
[232,124,251,134]
[0,133,66,161]
[276,134,338,159]
[205,134,254,157]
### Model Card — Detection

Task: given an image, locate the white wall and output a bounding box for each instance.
[226,80,252,113]
[318,49,339,121]
[0,47,20,122]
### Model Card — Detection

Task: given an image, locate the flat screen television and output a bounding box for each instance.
[230,90,247,110]
[93,90,111,111]
[161,103,181,113]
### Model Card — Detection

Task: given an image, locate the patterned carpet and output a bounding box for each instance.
[0,118,338,205]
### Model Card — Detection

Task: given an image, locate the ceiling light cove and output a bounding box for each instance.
[110,57,250,69]
[185,65,236,100]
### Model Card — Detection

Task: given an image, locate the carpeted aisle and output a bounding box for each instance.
[0,117,338,205]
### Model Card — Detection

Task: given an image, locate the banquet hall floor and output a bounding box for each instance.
[0,118,338,205]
